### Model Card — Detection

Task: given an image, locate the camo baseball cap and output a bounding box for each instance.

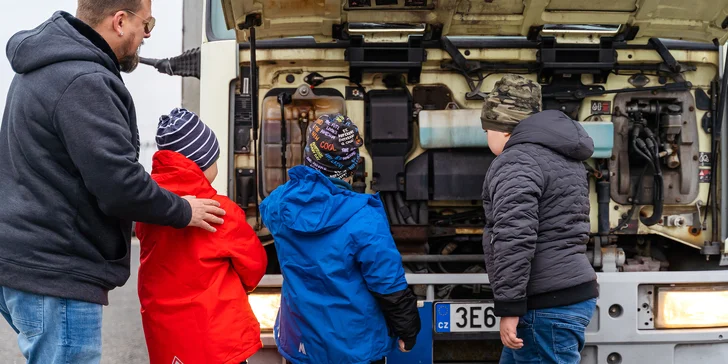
[481,74,542,133]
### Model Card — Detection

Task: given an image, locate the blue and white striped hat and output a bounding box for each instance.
[156,108,220,171]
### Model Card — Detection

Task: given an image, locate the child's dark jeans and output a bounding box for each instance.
[499,298,597,364]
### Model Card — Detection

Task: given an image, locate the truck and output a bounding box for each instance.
[141,1,728,363]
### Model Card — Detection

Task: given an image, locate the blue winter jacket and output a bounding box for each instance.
[260,166,419,364]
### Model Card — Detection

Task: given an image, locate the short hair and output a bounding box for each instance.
[76,0,143,27]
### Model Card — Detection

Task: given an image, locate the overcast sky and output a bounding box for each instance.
[0,0,183,171]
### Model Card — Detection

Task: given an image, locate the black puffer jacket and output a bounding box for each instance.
[482,110,599,317]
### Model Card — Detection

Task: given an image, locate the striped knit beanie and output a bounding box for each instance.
[156,108,220,171]
[304,113,363,179]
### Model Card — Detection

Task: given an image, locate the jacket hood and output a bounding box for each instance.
[505,110,594,161]
[150,150,217,199]
[6,11,119,76]
[260,166,374,235]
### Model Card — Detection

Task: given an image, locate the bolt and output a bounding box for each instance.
[689,106,695,112]
[611,155,617,161]
[615,205,621,211]
[694,155,699,161]
[676,197,681,202]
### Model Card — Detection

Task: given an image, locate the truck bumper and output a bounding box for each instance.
[250,271,728,363]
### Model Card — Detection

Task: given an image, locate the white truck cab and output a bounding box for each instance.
[142,1,728,362]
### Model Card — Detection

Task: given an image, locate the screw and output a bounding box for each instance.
[690,106,695,111]
[676,197,681,202]
[614,206,621,211]
[611,155,617,161]
[607,353,623,364]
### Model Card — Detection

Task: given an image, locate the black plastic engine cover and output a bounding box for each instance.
[406,149,495,201]
[366,89,413,192]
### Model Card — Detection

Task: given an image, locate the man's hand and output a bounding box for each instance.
[398,339,409,353]
[182,196,226,232]
[500,316,524,350]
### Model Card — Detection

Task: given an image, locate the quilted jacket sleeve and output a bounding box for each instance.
[488,151,544,317]
[354,209,421,350]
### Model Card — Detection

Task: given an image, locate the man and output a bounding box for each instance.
[0,1,225,363]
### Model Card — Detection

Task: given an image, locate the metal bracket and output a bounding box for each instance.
[346,35,426,84]
[637,285,656,330]
[237,13,262,30]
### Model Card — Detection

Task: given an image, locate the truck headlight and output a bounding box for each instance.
[655,286,728,329]
[249,293,281,331]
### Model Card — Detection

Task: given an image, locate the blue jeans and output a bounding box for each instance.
[0,286,103,364]
[499,298,597,364]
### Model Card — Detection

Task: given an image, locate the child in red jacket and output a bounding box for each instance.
[136,108,268,364]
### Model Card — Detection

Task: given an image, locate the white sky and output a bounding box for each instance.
[0,0,183,171]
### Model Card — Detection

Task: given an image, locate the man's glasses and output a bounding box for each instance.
[124,10,156,34]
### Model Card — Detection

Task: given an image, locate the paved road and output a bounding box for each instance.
[0,243,149,364]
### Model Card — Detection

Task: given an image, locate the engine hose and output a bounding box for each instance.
[640,174,664,226]
[596,179,610,235]
[394,193,417,225]
[610,166,649,233]
[407,202,419,224]
[279,99,288,183]
[635,139,655,168]
[639,137,664,226]
[384,193,402,225]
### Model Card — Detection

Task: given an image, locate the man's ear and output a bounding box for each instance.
[111,11,127,36]
[505,133,512,137]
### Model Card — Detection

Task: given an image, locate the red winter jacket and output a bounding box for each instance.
[136,150,267,364]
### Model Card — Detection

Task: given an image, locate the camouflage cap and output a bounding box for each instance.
[481,74,542,133]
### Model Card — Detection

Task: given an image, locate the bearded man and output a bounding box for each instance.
[0,1,226,363]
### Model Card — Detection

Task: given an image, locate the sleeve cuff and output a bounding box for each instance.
[494,299,528,317]
[172,198,193,229]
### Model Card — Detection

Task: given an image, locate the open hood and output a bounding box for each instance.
[221,0,728,44]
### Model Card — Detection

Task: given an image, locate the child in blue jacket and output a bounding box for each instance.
[260,113,421,364]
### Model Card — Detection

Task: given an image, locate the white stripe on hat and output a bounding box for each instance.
[175,125,210,154]
[197,140,220,169]
[157,118,202,147]
[187,128,214,159]
[156,110,196,138]
[192,135,218,163]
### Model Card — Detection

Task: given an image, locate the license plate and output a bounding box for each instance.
[434,302,500,333]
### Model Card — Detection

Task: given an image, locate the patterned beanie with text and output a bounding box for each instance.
[303,113,364,180]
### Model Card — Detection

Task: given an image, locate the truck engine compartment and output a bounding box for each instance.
[222,33,728,300]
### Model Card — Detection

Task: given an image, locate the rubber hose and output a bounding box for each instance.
[394,193,417,225]
[384,193,402,225]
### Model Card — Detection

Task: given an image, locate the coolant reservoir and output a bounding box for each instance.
[260,86,345,195]
[418,109,614,158]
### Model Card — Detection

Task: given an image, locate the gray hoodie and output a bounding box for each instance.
[0,12,191,305]
[482,110,599,317]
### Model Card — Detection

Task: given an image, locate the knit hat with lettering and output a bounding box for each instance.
[303,113,364,179]
[156,108,220,171]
